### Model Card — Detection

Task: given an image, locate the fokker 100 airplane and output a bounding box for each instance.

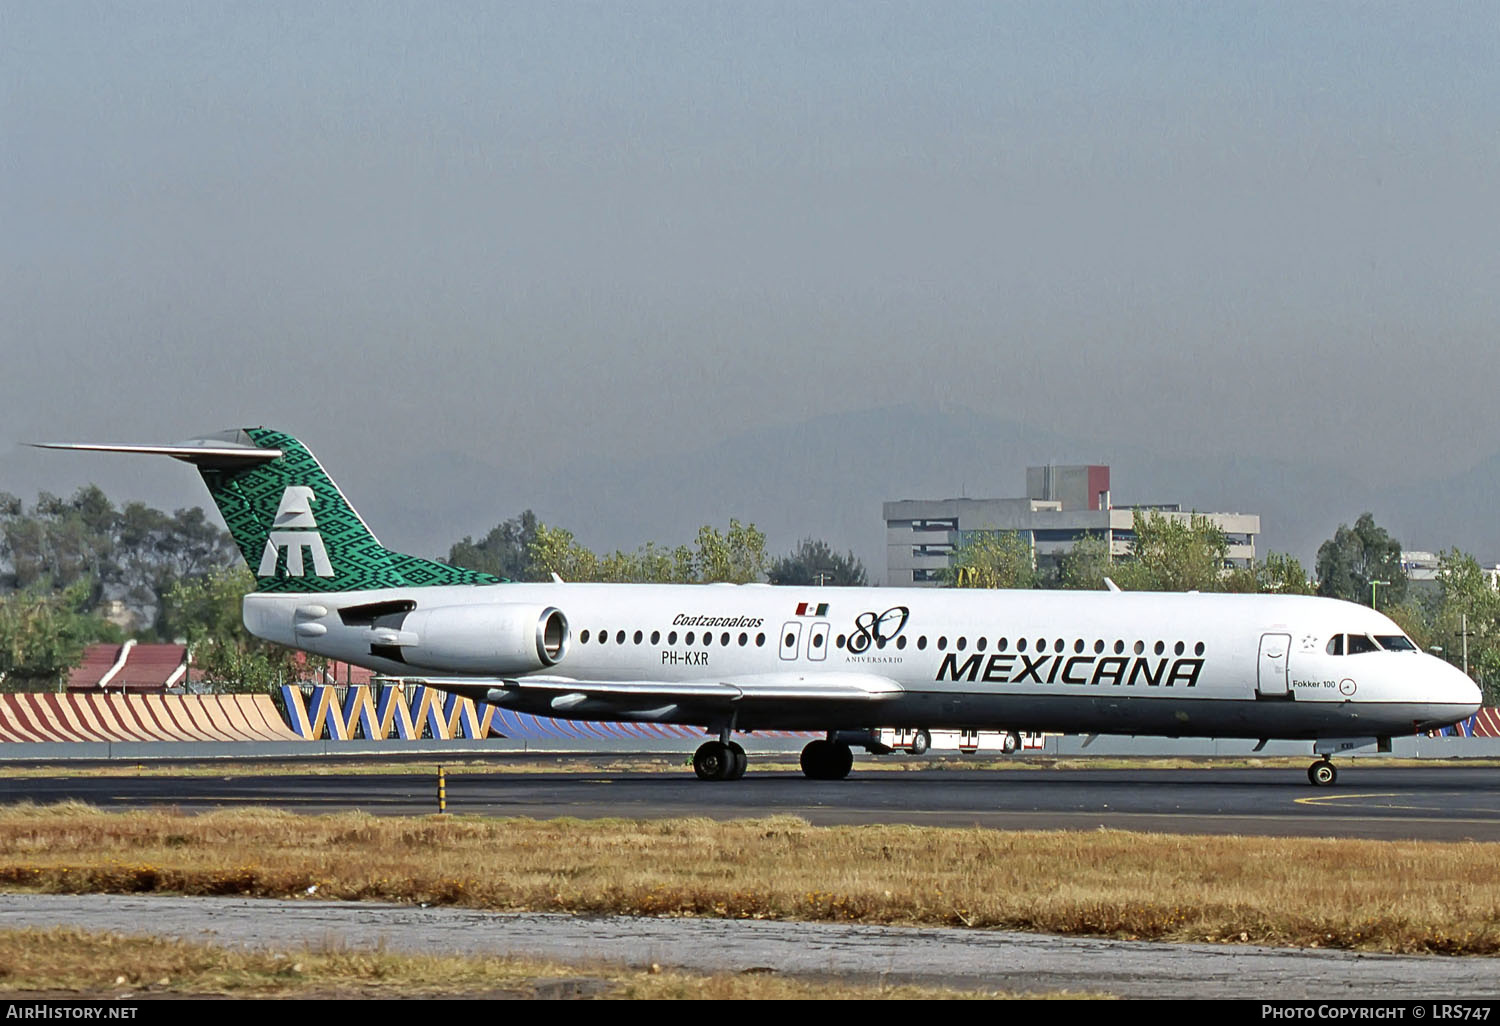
[39,428,1481,786]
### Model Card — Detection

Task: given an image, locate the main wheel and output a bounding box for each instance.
[694,741,735,781]
[908,730,931,756]
[1307,760,1337,787]
[727,741,748,780]
[801,739,854,780]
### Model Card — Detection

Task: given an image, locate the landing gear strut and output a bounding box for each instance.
[1307,759,1337,787]
[800,738,854,780]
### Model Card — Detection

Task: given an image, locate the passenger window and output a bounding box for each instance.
[651,631,661,645]
[580,630,591,644]
[616,630,626,644]
[633,630,643,644]
[668,631,678,645]
[739,632,748,646]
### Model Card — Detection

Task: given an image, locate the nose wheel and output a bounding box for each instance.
[1307,759,1337,786]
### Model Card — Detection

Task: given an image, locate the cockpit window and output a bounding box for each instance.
[1326,635,1343,656]
[1346,634,1379,655]
[1375,635,1417,652]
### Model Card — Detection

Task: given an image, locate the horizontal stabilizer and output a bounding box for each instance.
[30,439,282,465]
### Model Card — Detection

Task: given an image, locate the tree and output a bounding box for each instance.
[767,538,868,587]
[944,530,1037,589]
[445,511,539,581]
[692,520,767,583]
[0,487,236,634]
[522,520,766,584]
[1223,552,1316,595]
[1109,512,1229,592]
[1316,513,1407,609]
[0,581,118,692]
[1429,549,1500,704]
[164,566,305,693]
[1056,534,1112,590]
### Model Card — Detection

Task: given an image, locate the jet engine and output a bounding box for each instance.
[393,604,569,675]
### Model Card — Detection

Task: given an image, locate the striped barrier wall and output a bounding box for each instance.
[0,693,304,743]
[279,684,816,742]
[1434,708,1500,738]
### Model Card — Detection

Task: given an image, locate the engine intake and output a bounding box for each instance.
[397,604,569,675]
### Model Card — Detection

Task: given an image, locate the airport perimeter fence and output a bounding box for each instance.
[0,685,1498,759]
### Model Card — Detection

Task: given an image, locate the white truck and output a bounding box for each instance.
[867,727,1055,756]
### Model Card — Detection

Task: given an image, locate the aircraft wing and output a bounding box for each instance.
[390,671,904,721]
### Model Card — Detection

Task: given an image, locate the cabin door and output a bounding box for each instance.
[1257,633,1292,697]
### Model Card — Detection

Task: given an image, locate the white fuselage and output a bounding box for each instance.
[244,583,1481,740]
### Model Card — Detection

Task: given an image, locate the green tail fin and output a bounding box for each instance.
[199,427,499,593]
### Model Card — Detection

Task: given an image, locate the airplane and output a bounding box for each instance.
[37,427,1481,786]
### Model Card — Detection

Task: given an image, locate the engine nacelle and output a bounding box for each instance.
[398,603,569,675]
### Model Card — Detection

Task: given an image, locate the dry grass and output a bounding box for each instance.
[0,803,1495,954]
[0,927,1054,999]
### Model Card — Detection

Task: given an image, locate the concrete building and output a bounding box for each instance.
[1401,551,1500,594]
[884,465,1260,586]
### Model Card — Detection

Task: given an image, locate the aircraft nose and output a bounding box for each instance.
[1434,656,1482,714]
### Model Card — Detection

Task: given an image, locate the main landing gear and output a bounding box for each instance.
[800,736,854,780]
[691,730,856,781]
[1307,759,1338,786]
[693,738,747,781]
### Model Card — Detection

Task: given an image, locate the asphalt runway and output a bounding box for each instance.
[5,762,1500,840]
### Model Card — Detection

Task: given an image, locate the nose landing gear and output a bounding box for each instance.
[1307,759,1337,786]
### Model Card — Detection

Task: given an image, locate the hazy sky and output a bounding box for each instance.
[4,2,1498,556]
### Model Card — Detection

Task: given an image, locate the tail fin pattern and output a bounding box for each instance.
[200,428,499,593]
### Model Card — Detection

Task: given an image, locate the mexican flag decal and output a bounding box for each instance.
[795,602,829,617]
